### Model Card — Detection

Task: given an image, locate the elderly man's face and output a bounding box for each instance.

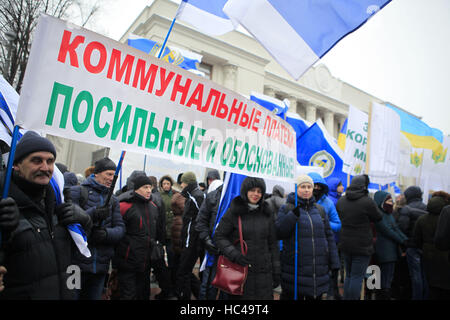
[13,151,55,185]
[95,170,115,187]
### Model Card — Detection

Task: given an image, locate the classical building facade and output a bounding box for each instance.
[49,0,412,178]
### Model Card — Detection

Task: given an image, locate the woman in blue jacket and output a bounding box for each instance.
[374,191,408,300]
[276,175,340,300]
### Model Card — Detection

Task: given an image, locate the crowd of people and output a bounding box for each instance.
[0,131,449,300]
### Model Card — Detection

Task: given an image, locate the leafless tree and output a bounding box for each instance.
[0,0,102,92]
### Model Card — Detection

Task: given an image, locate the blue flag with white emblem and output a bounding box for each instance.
[297,121,347,188]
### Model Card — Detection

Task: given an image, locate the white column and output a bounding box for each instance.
[287,95,298,114]
[324,110,335,136]
[305,103,317,123]
[223,64,238,91]
[264,86,276,97]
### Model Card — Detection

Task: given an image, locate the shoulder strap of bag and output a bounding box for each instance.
[79,185,89,209]
[238,216,247,255]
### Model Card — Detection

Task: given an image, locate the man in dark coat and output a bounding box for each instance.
[414,191,450,299]
[175,171,205,300]
[215,177,280,300]
[0,131,91,299]
[70,157,125,300]
[336,174,382,300]
[397,186,428,300]
[195,169,223,300]
[113,175,159,299]
[435,205,450,251]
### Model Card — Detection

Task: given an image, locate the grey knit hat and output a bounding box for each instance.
[296,174,314,186]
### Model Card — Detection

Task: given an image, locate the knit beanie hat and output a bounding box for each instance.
[296,174,314,186]
[94,157,116,174]
[134,175,152,190]
[14,131,57,164]
[181,171,197,185]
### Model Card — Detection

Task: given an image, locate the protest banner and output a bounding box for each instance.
[342,105,368,176]
[16,15,297,183]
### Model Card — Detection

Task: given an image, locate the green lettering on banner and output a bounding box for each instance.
[72,90,93,133]
[237,142,249,170]
[93,97,113,138]
[220,137,233,166]
[260,150,268,174]
[190,128,206,160]
[173,122,186,157]
[206,140,218,163]
[354,148,366,161]
[229,139,242,168]
[127,107,148,146]
[159,117,177,153]
[246,145,256,171]
[111,101,131,143]
[145,112,159,150]
[183,125,196,158]
[46,82,74,127]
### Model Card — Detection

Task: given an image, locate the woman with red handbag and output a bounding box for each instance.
[214,177,280,300]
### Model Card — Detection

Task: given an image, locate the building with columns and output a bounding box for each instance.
[47,0,414,179]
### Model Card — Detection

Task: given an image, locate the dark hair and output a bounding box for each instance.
[159,175,174,188]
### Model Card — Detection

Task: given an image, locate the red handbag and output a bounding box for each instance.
[211,216,248,295]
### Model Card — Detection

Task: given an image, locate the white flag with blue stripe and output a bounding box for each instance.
[176,0,237,36]
[224,0,391,79]
[250,92,288,119]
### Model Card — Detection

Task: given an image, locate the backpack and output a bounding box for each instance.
[77,185,118,226]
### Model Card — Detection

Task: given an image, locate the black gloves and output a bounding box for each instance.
[204,236,219,255]
[0,197,19,233]
[235,254,250,267]
[90,227,108,245]
[56,203,92,233]
[92,206,110,224]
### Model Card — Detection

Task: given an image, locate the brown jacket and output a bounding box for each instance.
[171,191,185,254]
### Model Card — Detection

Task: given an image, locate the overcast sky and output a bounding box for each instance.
[88,0,450,136]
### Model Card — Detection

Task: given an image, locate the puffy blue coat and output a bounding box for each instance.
[70,175,125,274]
[276,193,340,298]
[308,173,341,234]
[327,177,342,206]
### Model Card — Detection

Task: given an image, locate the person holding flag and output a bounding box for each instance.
[69,157,125,300]
[0,131,92,299]
[276,174,340,300]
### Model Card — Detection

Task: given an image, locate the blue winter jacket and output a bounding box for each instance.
[70,175,125,274]
[308,173,342,235]
[276,193,340,298]
[327,177,342,206]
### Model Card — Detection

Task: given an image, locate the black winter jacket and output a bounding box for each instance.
[70,175,125,274]
[397,187,427,247]
[180,183,205,248]
[0,173,74,299]
[336,175,382,256]
[113,192,159,272]
[195,184,223,241]
[215,177,280,300]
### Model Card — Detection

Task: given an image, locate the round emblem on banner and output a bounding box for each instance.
[309,150,335,177]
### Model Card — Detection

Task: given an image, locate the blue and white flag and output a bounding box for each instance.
[127,34,203,75]
[200,171,246,271]
[176,0,237,36]
[250,92,288,119]
[297,120,347,188]
[0,76,90,257]
[224,0,391,79]
[285,112,310,142]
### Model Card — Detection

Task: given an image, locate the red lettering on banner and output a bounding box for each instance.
[215,94,228,119]
[252,110,261,132]
[132,59,158,92]
[170,74,192,105]
[107,49,135,84]
[57,30,85,67]
[83,41,107,74]
[186,83,204,110]
[155,67,175,96]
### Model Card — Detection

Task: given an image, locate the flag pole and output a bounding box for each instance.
[294,183,298,301]
[142,1,183,171]
[364,103,373,175]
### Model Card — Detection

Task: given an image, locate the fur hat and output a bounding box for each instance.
[14,131,56,164]
[296,174,314,186]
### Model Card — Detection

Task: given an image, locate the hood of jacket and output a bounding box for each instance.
[374,190,390,211]
[308,172,329,194]
[404,186,423,204]
[207,179,223,193]
[240,177,266,205]
[345,175,369,200]
[272,185,285,198]
[427,192,449,215]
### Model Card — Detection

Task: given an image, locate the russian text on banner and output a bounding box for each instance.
[16,15,296,183]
